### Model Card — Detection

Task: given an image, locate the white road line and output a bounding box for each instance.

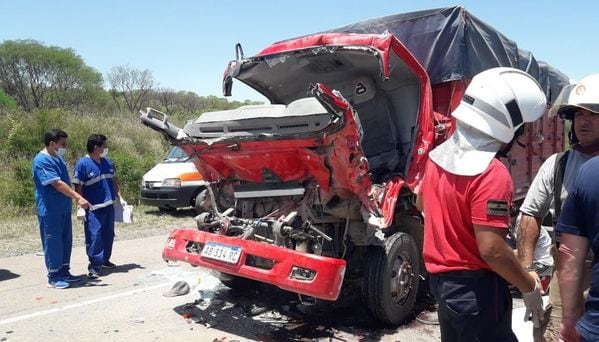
[0,282,170,326]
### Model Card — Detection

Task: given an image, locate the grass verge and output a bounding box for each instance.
[0,205,198,258]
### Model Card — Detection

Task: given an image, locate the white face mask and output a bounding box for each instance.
[100,148,109,158]
[56,147,67,157]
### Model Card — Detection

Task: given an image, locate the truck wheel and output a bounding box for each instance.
[362,232,420,325]
[218,272,258,291]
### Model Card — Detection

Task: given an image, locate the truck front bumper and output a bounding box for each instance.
[163,228,346,301]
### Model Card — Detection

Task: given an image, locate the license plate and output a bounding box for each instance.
[201,242,242,264]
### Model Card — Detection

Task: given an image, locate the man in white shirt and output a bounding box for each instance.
[517,74,599,341]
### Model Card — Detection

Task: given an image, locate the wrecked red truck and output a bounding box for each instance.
[141,7,569,324]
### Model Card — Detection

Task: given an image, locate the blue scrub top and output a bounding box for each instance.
[32,151,72,216]
[72,155,116,207]
[557,156,599,340]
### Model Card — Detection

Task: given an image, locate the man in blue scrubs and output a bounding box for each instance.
[32,129,90,289]
[557,155,599,341]
[73,134,119,279]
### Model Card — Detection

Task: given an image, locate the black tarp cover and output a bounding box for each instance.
[323,6,569,103]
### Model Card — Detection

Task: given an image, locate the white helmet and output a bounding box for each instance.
[555,74,599,120]
[452,67,547,143]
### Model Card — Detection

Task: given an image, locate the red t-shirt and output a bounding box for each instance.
[421,158,512,273]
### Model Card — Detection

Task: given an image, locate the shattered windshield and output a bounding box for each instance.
[163,146,189,162]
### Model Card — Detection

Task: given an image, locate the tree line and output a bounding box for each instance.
[0,39,259,116]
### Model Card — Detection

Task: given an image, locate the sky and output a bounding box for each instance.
[0,1,595,102]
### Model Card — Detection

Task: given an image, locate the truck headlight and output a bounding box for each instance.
[162,178,181,187]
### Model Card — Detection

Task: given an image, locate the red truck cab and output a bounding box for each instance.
[141,7,569,324]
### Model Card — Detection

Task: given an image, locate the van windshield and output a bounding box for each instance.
[163,147,189,162]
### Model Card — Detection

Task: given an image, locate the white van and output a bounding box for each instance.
[140,146,208,213]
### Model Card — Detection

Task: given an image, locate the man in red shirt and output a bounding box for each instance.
[417,67,547,341]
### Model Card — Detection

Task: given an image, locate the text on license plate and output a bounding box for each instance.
[201,242,242,264]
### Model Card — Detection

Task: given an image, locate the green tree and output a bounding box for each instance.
[0,88,16,112]
[0,40,104,111]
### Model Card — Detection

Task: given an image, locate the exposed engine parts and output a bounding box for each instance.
[193,179,419,258]
[195,207,332,256]
[193,181,372,256]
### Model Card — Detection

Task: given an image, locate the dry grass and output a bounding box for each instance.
[0,205,198,258]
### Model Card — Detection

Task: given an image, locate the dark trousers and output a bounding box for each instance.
[429,270,517,342]
[84,205,115,272]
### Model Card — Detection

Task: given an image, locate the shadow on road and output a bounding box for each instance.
[101,263,145,276]
[0,269,20,281]
[171,282,437,341]
[75,279,109,287]
[60,264,145,288]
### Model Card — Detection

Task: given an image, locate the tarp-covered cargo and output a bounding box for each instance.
[323,6,569,103]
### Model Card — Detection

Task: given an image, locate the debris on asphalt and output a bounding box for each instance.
[165,269,441,341]
[132,271,166,286]
[415,305,439,325]
[220,302,235,311]
[128,317,145,324]
[243,303,269,316]
[253,309,286,323]
[162,280,191,297]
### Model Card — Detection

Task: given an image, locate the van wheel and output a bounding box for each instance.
[194,188,210,215]
[362,232,420,325]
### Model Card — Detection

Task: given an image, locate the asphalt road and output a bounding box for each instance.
[0,234,537,341]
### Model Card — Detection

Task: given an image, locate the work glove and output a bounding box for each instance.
[522,279,543,328]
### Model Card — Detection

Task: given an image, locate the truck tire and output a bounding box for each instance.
[218,272,258,291]
[362,232,420,325]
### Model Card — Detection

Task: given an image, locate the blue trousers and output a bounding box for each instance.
[429,270,517,342]
[38,213,73,282]
[84,206,115,272]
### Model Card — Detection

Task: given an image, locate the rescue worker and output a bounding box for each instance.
[417,67,546,341]
[557,156,599,342]
[32,129,90,289]
[516,74,599,341]
[73,134,119,279]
